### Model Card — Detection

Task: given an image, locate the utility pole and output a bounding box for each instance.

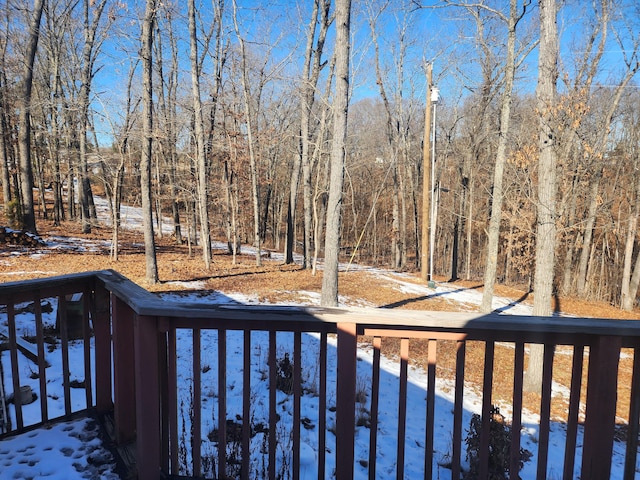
[420,63,433,281]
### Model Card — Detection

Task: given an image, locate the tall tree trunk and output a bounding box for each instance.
[560,172,580,295]
[575,173,602,296]
[0,20,10,210]
[141,0,158,284]
[311,58,335,274]
[621,157,640,310]
[367,0,405,270]
[154,14,179,244]
[0,78,10,209]
[189,0,212,269]
[285,150,301,264]
[17,0,45,234]
[232,0,263,266]
[49,53,64,226]
[285,0,331,267]
[78,0,107,233]
[321,0,351,307]
[575,63,639,296]
[526,0,559,394]
[480,0,521,313]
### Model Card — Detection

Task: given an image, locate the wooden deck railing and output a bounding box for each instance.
[0,270,639,479]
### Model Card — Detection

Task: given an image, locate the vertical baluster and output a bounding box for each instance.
[269,330,277,479]
[624,347,640,480]
[510,342,524,478]
[397,338,409,480]
[82,289,92,407]
[241,329,251,478]
[34,291,47,422]
[168,327,178,474]
[157,318,170,474]
[58,295,71,415]
[563,343,584,480]
[424,338,437,478]
[478,341,495,479]
[217,329,227,477]
[451,339,466,479]
[242,329,251,478]
[7,303,22,430]
[318,331,328,480]
[293,331,302,480]
[536,343,555,480]
[193,328,202,476]
[368,336,381,480]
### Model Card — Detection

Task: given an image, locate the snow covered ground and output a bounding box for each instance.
[0,198,636,479]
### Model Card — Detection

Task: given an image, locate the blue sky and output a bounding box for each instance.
[89,0,640,147]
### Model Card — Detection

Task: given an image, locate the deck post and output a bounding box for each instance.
[93,284,112,413]
[111,294,136,444]
[134,314,162,479]
[336,322,357,480]
[581,335,621,478]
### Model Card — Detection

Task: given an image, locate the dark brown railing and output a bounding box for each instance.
[0,270,639,479]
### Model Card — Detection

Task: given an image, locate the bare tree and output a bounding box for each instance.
[155,5,182,244]
[367,0,408,271]
[232,0,263,266]
[99,60,139,261]
[17,0,45,233]
[141,0,159,284]
[189,0,213,269]
[321,0,352,307]
[573,10,640,298]
[619,90,640,310]
[296,0,332,268]
[77,0,108,233]
[0,9,11,213]
[621,147,640,310]
[478,0,535,313]
[526,0,559,393]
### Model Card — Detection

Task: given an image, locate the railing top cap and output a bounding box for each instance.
[2,270,640,342]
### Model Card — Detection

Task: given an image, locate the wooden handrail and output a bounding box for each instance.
[1,270,639,479]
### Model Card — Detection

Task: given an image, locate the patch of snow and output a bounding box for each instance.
[0,416,119,479]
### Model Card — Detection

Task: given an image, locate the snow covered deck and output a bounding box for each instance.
[0,270,639,479]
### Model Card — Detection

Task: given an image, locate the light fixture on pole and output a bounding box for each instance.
[429,86,440,287]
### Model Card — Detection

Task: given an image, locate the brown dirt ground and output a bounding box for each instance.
[1,219,639,425]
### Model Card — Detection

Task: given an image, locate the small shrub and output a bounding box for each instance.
[463,405,532,480]
[276,352,293,394]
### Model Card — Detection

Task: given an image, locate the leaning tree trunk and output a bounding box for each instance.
[188,0,212,269]
[321,0,351,307]
[526,0,559,394]
[479,0,520,313]
[17,0,45,234]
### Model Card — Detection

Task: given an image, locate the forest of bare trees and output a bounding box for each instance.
[1,0,640,310]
